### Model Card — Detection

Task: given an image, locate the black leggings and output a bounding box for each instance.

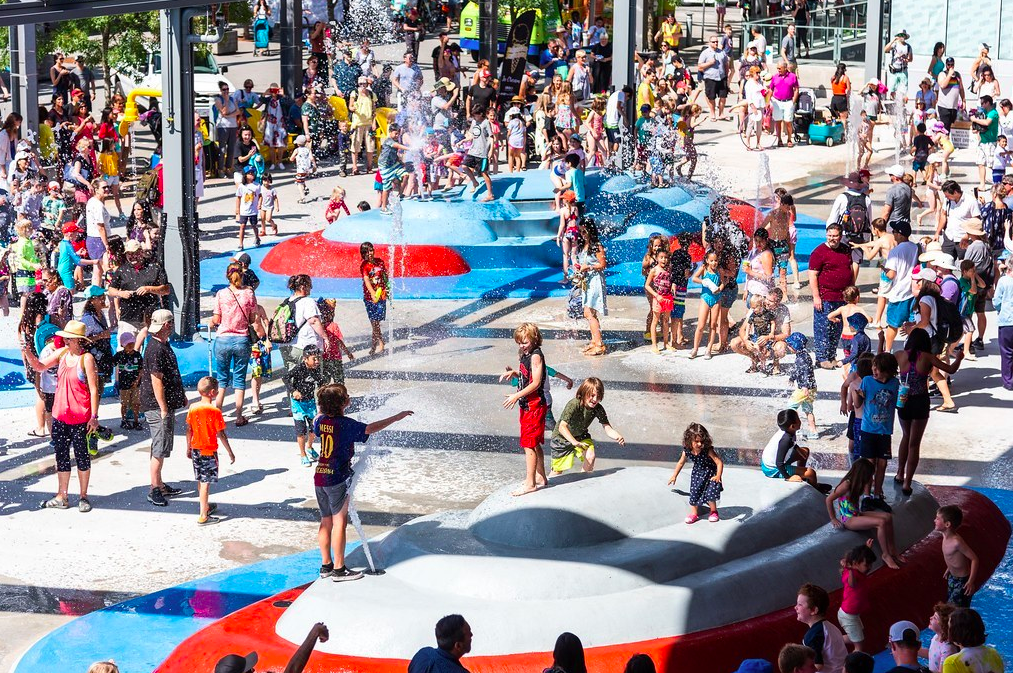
[938,106,958,131]
[52,419,91,472]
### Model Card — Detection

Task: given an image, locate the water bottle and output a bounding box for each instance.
[897,375,909,408]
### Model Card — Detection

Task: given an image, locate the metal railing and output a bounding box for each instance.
[743,0,869,64]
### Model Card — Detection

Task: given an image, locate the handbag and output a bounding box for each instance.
[228,288,263,343]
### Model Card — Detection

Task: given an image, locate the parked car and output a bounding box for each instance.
[112,50,235,118]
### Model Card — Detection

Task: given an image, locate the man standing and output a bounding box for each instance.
[881,164,913,226]
[698,35,730,122]
[408,614,473,673]
[108,239,171,339]
[747,25,768,63]
[780,23,798,73]
[431,78,459,156]
[882,220,919,350]
[971,95,1000,191]
[770,60,799,147]
[807,224,857,368]
[466,70,497,119]
[332,49,361,102]
[605,85,633,156]
[936,57,965,132]
[936,181,980,258]
[392,51,423,110]
[431,31,455,76]
[883,31,912,98]
[590,34,613,94]
[140,309,187,508]
[349,77,377,174]
[882,621,922,673]
[73,55,97,113]
[637,71,656,118]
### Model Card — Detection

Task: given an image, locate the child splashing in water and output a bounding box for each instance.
[549,377,625,476]
[690,251,725,359]
[668,423,724,523]
[644,247,674,354]
[324,186,350,223]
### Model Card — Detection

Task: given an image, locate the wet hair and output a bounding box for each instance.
[842,285,860,303]
[777,409,800,432]
[948,608,987,648]
[753,228,769,244]
[317,383,350,417]
[287,273,312,293]
[682,423,713,454]
[855,353,874,378]
[779,193,794,207]
[197,376,219,395]
[938,504,963,528]
[778,644,816,673]
[872,352,898,378]
[317,297,336,324]
[844,542,876,567]
[840,459,876,507]
[565,153,581,168]
[435,614,469,651]
[513,322,543,348]
[870,217,887,232]
[357,201,371,211]
[932,602,956,643]
[623,654,656,673]
[903,327,932,355]
[551,632,587,673]
[87,663,120,673]
[575,377,605,404]
[359,241,374,260]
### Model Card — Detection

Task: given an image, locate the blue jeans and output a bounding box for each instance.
[214,335,251,390]
[813,300,845,365]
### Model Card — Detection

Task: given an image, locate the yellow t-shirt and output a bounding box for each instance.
[637,81,655,118]
[350,90,376,130]
[99,151,119,178]
[941,646,1004,673]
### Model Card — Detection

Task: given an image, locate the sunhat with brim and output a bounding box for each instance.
[895,30,909,39]
[56,320,91,342]
[963,220,985,236]
[928,253,958,270]
[919,240,943,261]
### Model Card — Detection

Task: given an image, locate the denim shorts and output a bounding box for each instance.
[214,335,252,390]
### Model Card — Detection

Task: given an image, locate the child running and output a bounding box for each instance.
[690,251,725,359]
[185,376,236,526]
[826,458,902,569]
[324,186,351,224]
[838,541,876,652]
[290,345,324,466]
[548,377,625,476]
[500,322,549,496]
[644,247,674,354]
[313,383,413,581]
[668,422,724,523]
[291,135,317,204]
[935,505,980,608]
[360,242,388,355]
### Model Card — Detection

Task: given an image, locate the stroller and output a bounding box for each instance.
[792,88,817,144]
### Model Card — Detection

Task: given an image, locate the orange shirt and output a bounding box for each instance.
[831,75,850,96]
[186,400,226,456]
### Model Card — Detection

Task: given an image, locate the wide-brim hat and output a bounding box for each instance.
[56,320,91,342]
[918,240,943,261]
[963,220,985,236]
[435,76,456,91]
[928,253,958,270]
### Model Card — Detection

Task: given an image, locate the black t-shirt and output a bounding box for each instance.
[912,134,933,162]
[469,84,497,112]
[139,337,187,413]
[110,263,169,325]
[670,248,692,287]
[591,43,613,63]
[237,141,257,169]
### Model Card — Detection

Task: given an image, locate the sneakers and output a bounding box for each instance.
[148,488,168,507]
[96,425,114,441]
[161,484,183,497]
[319,563,335,579]
[306,446,319,461]
[973,337,985,350]
[79,497,92,513]
[379,207,392,216]
[197,515,220,526]
[707,511,719,522]
[331,566,364,582]
[301,455,313,467]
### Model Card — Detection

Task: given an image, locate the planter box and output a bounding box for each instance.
[213,29,239,56]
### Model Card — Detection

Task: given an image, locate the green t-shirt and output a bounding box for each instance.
[981,108,1000,144]
[551,397,609,445]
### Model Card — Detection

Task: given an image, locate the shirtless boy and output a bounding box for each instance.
[935,505,980,608]
[763,193,793,295]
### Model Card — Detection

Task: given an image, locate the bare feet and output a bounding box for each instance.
[882,554,901,570]
[511,485,539,496]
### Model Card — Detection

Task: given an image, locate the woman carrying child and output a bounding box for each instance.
[549,377,625,476]
[668,422,724,523]
[825,457,902,569]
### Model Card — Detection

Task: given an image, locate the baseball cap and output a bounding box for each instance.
[62,222,82,234]
[233,252,252,266]
[888,620,921,645]
[732,660,773,673]
[119,331,136,346]
[214,653,259,673]
[890,219,912,237]
[911,265,938,282]
[302,344,322,357]
[84,285,106,298]
[885,164,905,179]
[149,309,174,331]
[124,239,142,253]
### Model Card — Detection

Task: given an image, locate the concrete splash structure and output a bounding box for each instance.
[155,467,1010,673]
[200,171,827,300]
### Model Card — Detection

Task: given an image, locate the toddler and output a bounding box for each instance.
[258,173,279,237]
[290,345,324,466]
[114,332,143,429]
[786,332,818,438]
[290,135,317,204]
[668,423,724,523]
[325,186,351,224]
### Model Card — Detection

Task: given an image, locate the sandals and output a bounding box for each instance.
[28,429,48,438]
[585,345,607,357]
[252,404,264,416]
[708,511,720,522]
[235,416,250,427]
[43,497,69,509]
[933,404,958,413]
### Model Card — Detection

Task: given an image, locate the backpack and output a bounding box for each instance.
[135,168,161,206]
[268,297,305,343]
[837,192,870,243]
[933,295,963,349]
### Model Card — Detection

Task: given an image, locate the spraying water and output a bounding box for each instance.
[845,92,863,174]
[753,152,775,231]
[387,192,405,354]
[345,440,381,574]
[889,88,908,164]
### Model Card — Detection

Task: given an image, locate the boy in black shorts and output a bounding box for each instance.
[462,105,494,202]
[290,345,324,467]
[313,383,413,581]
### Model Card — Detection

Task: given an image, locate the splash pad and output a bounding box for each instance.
[200,171,827,299]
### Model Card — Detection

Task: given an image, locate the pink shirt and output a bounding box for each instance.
[53,352,92,425]
[770,72,799,101]
[213,287,258,337]
[840,568,871,615]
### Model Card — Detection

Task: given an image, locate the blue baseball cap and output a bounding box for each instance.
[84,285,106,298]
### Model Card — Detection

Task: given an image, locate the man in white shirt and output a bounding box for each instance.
[936,180,981,258]
[85,179,111,285]
[604,85,632,155]
[882,220,920,349]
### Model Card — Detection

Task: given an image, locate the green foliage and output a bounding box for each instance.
[38,13,159,91]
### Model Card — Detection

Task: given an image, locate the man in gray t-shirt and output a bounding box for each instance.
[697,35,729,120]
[780,24,797,71]
[391,51,422,109]
[882,165,913,225]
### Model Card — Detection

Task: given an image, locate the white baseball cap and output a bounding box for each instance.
[885,164,905,179]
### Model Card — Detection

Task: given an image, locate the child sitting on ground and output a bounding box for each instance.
[760,409,818,486]
[668,422,724,524]
[785,332,818,439]
[935,505,980,608]
[290,345,324,467]
[826,458,902,569]
[549,377,625,476]
[325,186,351,224]
[796,583,847,673]
[185,376,236,526]
[318,298,355,385]
[838,540,876,652]
[313,383,413,581]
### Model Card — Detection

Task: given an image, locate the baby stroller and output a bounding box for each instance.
[792,88,817,144]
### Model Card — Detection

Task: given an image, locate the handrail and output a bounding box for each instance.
[119,88,163,137]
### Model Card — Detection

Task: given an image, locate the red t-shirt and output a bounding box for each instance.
[186,400,226,456]
[808,243,853,302]
[840,568,870,615]
[361,258,387,302]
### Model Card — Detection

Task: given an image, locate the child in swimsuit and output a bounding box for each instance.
[690,251,724,359]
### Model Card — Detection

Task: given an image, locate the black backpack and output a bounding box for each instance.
[838,192,870,243]
[933,295,963,350]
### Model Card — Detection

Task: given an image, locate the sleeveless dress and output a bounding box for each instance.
[579,249,607,315]
[686,449,722,506]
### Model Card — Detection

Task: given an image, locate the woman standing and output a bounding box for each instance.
[893,328,963,495]
[19,293,51,438]
[22,320,101,512]
[969,44,992,96]
[0,112,23,187]
[744,228,775,302]
[80,286,115,395]
[253,0,271,57]
[576,219,608,356]
[975,67,1000,101]
[901,268,958,412]
[927,42,946,83]
[234,125,261,182]
[994,260,1013,391]
[830,63,852,127]
[209,262,263,426]
[69,137,95,205]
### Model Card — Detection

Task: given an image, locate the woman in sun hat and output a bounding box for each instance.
[22,319,101,512]
[261,83,288,170]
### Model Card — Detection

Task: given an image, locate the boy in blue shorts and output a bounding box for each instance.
[290,345,324,467]
[856,352,900,500]
[313,383,413,581]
